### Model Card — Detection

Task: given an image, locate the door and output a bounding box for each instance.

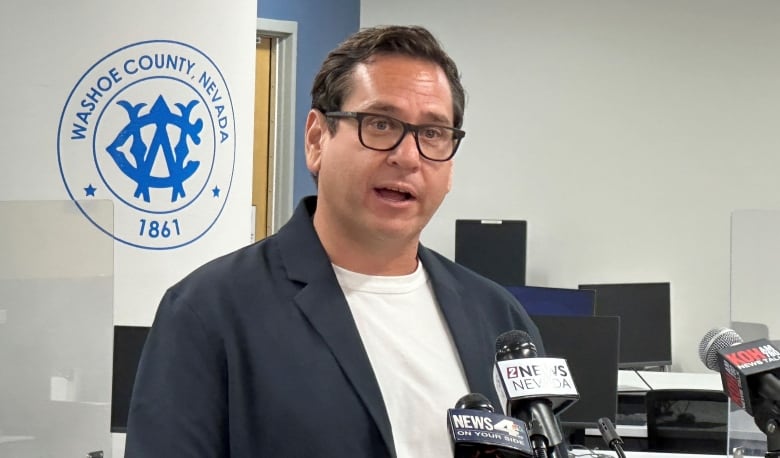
[253,35,273,241]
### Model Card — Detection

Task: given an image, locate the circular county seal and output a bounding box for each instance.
[57,40,235,250]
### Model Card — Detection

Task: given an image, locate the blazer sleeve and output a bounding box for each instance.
[125,289,228,457]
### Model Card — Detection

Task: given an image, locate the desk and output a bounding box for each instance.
[618,370,722,392]
[585,424,647,439]
[634,371,722,391]
[618,370,652,392]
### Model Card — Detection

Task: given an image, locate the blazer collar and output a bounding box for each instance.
[276,196,396,457]
[417,246,499,407]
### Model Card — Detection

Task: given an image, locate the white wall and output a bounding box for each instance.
[0,1,256,326]
[1,2,256,455]
[362,0,780,372]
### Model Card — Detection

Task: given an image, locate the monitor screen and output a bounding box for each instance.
[111,325,150,433]
[531,314,620,429]
[455,219,526,286]
[579,282,672,369]
[505,285,595,317]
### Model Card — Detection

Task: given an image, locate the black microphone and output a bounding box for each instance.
[597,417,626,458]
[447,393,533,457]
[455,392,499,413]
[698,327,780,435]
[493,330,579,458]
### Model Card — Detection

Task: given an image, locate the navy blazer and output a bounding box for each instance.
[125,196,543,457]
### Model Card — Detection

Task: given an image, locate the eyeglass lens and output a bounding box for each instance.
[359,114,456,161]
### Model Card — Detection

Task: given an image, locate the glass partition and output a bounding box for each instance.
[0,200,114,457]
[728,209,780,456]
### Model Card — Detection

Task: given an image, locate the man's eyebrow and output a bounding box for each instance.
[362,102,453,126]
[419,112,452,125]
[361,102,399,115]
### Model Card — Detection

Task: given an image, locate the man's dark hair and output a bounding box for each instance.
[311,25,465,131]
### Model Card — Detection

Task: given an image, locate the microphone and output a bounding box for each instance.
[493,330,579,458]
[698,327,780,434]
[447,393,533,457]
[597,417,627,458]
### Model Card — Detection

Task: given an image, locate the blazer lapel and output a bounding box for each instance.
[419,247,499,406]
[276,197,396,457]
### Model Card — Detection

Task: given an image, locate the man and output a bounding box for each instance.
[126,25,542,457]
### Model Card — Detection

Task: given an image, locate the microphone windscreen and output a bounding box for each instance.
[454,393,495,412]
[495,330,536,360]
[698,327,743,371]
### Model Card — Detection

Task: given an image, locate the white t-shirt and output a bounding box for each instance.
[333,261,470,458]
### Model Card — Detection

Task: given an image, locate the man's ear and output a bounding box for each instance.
[446,163,453,193]
[305,110,326,176]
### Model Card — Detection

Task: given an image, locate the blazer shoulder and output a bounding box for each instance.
[162,236,284,315]
[420,246,514,298]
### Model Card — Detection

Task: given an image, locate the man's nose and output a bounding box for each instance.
[388,130,421,169]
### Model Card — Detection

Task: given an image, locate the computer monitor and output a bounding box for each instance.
[530,315,620,431]
[531,315,620,430]
[111,325,150,433]
[505,285,595,317]
[455,219,526,286]
[579,282,672,369]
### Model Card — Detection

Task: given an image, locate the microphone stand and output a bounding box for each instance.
[758,409,780,458]
[525,413,563,458]
[530,435,550,458]
[524,414,553,458]
[520,401,566,458]
[767,421,779,458]
[748,398,780,458]
[607,438,627,458]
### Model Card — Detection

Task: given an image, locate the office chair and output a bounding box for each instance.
[645,389,728,454]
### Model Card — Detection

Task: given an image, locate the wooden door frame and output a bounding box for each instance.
[256,18,297,234]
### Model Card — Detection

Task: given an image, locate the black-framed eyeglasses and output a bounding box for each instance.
[323,111,465,162]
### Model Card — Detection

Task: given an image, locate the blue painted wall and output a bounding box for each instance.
[258,0,360,204]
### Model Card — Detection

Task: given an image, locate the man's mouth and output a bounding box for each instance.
[375,187,414,202]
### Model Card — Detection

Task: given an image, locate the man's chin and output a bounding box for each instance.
[370,221,424,244]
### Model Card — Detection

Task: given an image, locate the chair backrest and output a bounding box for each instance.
[644,389,728,454]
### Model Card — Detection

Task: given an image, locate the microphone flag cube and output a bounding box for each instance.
[717,339,780,415]
[493,357,579,415]
[447,408,533,456]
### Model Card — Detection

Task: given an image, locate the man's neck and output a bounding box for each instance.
[313,214,419,276]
